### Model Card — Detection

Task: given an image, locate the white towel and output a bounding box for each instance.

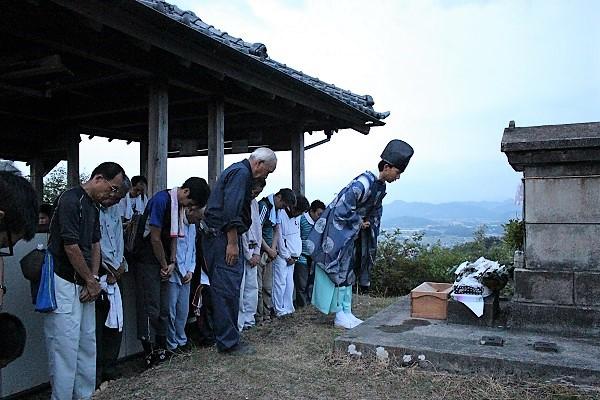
[100,275,124,332]
[169,187,185,238]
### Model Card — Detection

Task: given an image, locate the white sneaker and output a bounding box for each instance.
[334,311,353,329]
[345,311,363,328]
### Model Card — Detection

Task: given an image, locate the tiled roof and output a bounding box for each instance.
[136,0,390,121]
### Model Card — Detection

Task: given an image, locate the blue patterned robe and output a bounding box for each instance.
[307,171,386,287]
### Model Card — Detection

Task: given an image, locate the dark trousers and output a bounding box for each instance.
[197,284,215,346]
[202,233,243,352]
[306,257,315,303]
[134,260,169,346]
[293,261,310,307]
[95,292,122,385]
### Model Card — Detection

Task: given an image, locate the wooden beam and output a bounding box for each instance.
[0,81,48,98]
[78,125,135,141]
[47,72,133,94]
[30,158,45,204]
[147,83,168,195]
[207,98,225,188]
[66,133,80,187]
[44,0,382,126]
[140,135,148,178]
[291,130,305,195]
[0,54,69,80]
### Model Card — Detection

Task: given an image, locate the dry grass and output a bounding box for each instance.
[84,295,599,399]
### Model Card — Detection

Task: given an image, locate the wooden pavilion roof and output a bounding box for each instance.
[0,0,388,163]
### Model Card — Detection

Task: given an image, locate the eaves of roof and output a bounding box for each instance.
[136,0,390,124]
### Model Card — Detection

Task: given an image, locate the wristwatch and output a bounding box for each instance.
[0,283,6,294]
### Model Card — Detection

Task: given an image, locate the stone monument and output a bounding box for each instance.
[501,120,600,336]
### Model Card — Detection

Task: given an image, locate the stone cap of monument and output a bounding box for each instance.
[501,121,600,171]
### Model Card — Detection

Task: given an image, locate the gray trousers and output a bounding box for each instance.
[238,260,259,330]
[44,274,96,400]
[256,258,273,320]
[166,281,191,350]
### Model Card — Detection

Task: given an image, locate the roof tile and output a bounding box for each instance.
[137,0,389,121]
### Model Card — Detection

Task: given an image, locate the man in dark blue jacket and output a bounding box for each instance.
[203,147,277,354]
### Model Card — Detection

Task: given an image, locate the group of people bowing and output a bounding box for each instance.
[0,139,413,400]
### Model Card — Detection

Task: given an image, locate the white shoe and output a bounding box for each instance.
[345,311,363,328]
[334,311,353,329]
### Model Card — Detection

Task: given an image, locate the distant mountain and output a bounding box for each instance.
[383,215,439,228]
[381,199,521,226]
[380,199,521,245]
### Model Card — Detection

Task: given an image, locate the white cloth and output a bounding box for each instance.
[169,187,185,238]
[272,256,295,317]
[242,199,262,261]
[118,192,147,220]
[451,293,485,317]
[238,259,259,330]
[170,212,196,284]
[99,275,124,331]
[200,270,210,285]
[44,274,96,400]
[277,211,302,260]
[266,194,278,226]
[303,211,315,226]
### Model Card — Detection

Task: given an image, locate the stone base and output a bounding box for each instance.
[513,268,573,305]
[510,301,600,337]
[447,294,507,327]
[336,297,600,385]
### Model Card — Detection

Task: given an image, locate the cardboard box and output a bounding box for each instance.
[410,282,453,319]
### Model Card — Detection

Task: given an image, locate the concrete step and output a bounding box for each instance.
[335,296,600,385]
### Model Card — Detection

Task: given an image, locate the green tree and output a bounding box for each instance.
[502,218,524,252]
[43,166,89,204]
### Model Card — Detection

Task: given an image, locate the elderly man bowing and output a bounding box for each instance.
[202,147,277,354]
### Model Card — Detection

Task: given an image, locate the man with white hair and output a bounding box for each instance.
[202,147,277,354]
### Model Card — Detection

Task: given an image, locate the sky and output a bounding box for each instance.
[18,0,600,204]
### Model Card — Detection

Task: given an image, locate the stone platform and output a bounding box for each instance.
[335,297,600,385]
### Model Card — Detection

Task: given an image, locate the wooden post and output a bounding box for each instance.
[140,136,149,178]
[291,130,305,194]
[30,158,44,204]
[148,83,168,195]
[207,98,225,188]
[66,134,80,188]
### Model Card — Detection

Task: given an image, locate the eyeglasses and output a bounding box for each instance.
[102,177,120,193]
[0,222,14,257]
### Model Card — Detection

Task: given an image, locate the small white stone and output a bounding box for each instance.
[402,354,412,363]
[376,346,389,362]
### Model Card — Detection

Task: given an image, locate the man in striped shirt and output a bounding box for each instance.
[256,188,296,322]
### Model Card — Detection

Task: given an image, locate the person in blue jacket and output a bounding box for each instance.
[202,147,277,354]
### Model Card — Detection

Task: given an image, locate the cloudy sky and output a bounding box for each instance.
[24,0,600,204]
